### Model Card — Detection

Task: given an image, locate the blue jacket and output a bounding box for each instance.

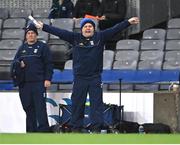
[11,41,53,85]
[42,20,130,78]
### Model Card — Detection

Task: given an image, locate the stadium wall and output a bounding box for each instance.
[0,92,153,133]
[154,92,180,132]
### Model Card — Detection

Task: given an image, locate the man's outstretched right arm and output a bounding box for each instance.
[36,22,75,44]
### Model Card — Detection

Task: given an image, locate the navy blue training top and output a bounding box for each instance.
[43,20,130,78]
[12,41,53,82]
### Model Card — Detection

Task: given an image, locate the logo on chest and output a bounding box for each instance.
[79,40,94,46]
[90,41,94,45]
[34,49,38,53]
[22,50,26,53]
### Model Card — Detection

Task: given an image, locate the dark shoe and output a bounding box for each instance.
[90,128,101,134]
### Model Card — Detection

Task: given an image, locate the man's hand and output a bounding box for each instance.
[128,17,140,25]
[44,80,51,88]
[99,15,106,20]
[20,61,25,68]
[35,21,44,29]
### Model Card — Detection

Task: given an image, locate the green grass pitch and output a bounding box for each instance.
[1,133,180,144]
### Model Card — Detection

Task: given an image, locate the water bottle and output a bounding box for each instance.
[138,125,145,134]
[101,129,107,134]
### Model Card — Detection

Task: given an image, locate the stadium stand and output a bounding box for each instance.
[115,50,139,61]
[165,40,180,51]
[51,18,74,31]
[116,39,140,50]
[32,8,49,18]
[74,18,83,33]
[0,8,9,19]
[140,50,164,61]
[2,29,25,40]
[3,18,26,29]
[49,44,71,67]
[103,50,114,69]
[142,29,166,40]
[9,8,32,18]
[0,19,2,29]
[167,18,180,29]
[0,40,22,50]
[166,29,180,40]
[0,4,179,92]
[59,60,73,90]
[0,65,11,80]
[113,60,138,70]
[165,51,180,61]
[0,49,16,64]
[163,60,180,70]
[49,18,74,43]
[138,60,163,70]
[64,60,73,69]
[140,40,165,50]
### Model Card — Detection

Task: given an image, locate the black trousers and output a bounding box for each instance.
[19,82,49,132]
[70,76,104,130]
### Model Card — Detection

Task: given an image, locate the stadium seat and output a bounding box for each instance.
[165,40,180,51]
[48,39,68,45]
[138,60,162,70]
[51,18,74,31]
[0,65,11,80]
[140,40,165,50]
[167,18,180,29]
[0,19,2,29]
[0,8,9,19]
[3,18,26,29]
[166,29,180,40]
[74,18,82,29]
[64,60,73,69]
[108,83,134,91]
[37,30,49,42]
[163,60,180,70]
[115,50,139,61]
[113,60,137,70]
[49,34,59,40]
[142,29,166,40]
[49,44,71,63]
[9,8,32,18]
[116,39,140,50]
[134,84,159,91]
[164,51,180,61]
[74,18,98,32]
[0,40,22,50]
[0,49,16,61]
[32,8,49,18]
[58,60,73,91]
[103,50,114,69]
[2,29,25,40]
[74,18,83,32]
[140,50,164,61]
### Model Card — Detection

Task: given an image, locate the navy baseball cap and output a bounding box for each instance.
[25,23,38,35]
[80,18,95,29]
